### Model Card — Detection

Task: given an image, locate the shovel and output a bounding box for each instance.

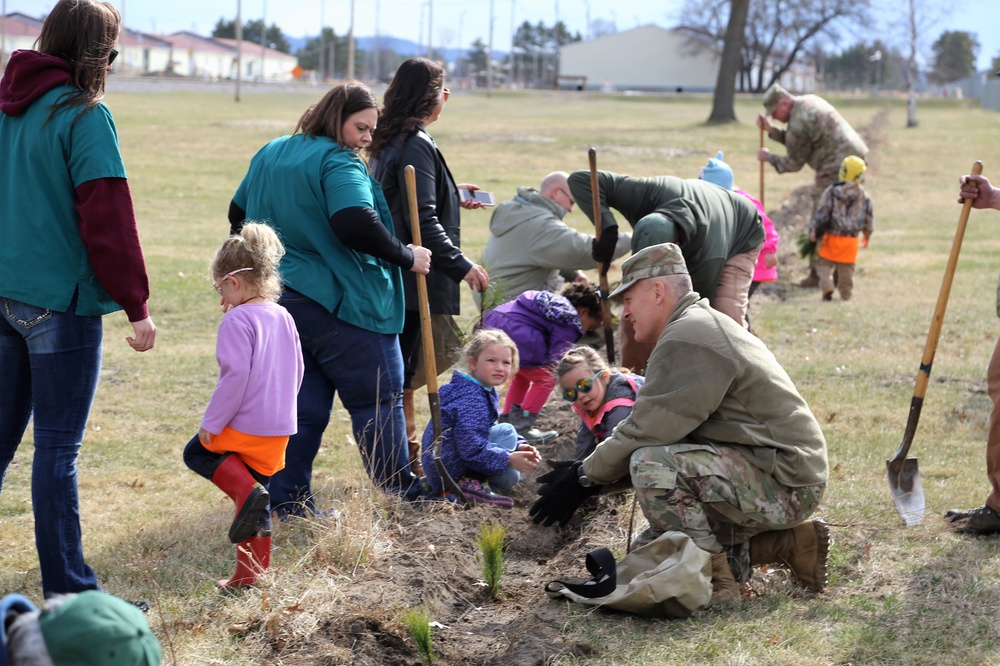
[888,160,983,526]
[588,147,617,365]
[759,126,765,208]
[404,165,468,505]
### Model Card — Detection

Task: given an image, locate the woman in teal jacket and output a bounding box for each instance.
[228,82,431,516]
[0,0,156,598]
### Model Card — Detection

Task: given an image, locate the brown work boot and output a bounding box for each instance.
[944,505,1000,533]
[749,518,830,592]
[709,552,741,604]
[402,389,424,477]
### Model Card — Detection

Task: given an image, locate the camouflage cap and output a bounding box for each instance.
[609,243,688,299]
[762,83,790,115]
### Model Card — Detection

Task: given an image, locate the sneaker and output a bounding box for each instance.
[520,427,558,444]
[944,505,1000,533]
[457,477,513,508]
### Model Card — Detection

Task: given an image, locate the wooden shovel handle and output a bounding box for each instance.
[892,160,983,462]
[588,147,616,365]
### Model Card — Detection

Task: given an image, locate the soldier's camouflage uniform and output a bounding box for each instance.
[580,291,828,581]
[766,94,869,199]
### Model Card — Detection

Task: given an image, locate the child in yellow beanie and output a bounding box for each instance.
[809,155,874,301]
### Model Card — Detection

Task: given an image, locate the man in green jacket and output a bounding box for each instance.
[531,243,830,604]
[568,170,764,371]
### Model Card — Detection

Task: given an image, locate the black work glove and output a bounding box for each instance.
[530,461,602,527]
[590,225,619,266]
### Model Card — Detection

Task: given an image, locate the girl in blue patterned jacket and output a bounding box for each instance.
[421,329,541,505]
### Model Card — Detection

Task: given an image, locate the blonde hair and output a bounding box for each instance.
[555,346,610,380]
[466,328,519,376]
[210,222,285,302]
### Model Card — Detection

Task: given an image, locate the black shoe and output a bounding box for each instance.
[944,505,1000,533]
[129,600,151,613]
[822,291,833,301]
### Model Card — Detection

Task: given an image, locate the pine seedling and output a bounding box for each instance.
[476,521,507,599]
[401,606,436,665]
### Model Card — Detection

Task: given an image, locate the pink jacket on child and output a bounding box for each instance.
[735,188,779,283]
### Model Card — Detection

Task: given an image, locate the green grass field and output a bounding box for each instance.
[3,86,1000,664]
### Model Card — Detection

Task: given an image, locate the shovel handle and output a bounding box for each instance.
[404,165,466,504]
[588,147,616,365]
[892,160,983,462]
[759,126,765,208]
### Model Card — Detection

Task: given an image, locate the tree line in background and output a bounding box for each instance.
[211,5,997,124]
[210,17,580,87]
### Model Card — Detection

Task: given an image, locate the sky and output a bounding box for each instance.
[4,0,1000,70]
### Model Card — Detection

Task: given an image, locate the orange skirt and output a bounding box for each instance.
[818,234,860,264]
[203,425,288,476]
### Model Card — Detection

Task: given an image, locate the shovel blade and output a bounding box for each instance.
[886,457,925,526]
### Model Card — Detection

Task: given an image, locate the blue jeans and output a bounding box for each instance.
[271,290,416,517]
[487,423,521,491]
[0,297,102,598]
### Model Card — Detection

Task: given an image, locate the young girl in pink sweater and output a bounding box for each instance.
[183,223,304,588]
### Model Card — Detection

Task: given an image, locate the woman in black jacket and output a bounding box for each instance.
[369,57,489,476]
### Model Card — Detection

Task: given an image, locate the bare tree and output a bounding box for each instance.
[707,0,750,124]
[892,0,945,128]
[677,0,871,93]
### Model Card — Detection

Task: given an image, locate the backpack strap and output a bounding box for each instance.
[544,547,617,599]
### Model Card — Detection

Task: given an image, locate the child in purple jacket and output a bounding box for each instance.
[482,282,602,442]
[421,329,541,506]
[183,223,304,589]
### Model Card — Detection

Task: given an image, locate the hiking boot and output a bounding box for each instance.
[458,477,513,508]
[944,505,1000,533]
[822,291,833,301]
[749,518,830,592]
[799,275,820,289]
[709,552,741,604]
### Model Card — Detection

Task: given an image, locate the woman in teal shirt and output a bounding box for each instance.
[0,0,156,598]
[229,82,431,516]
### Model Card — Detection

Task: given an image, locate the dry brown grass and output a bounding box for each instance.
[4,87,1000,664]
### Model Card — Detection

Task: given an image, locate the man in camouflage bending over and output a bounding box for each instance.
[756,83,869,287]
[530,243,830,604]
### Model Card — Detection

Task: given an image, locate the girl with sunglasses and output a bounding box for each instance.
[556,346,645,461]
[182,223,304,588]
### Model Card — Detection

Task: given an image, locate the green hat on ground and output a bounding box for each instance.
[609,243,688,300]
[38,591,161,666]
[762,83,790,115]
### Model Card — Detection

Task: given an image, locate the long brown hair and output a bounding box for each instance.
[36,0,120,115]
[367,57,444,159]
[294,81,377,148]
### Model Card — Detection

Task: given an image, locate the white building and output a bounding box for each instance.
[559,25,721,93]
[1,12,297,81]
[212,38,299,81]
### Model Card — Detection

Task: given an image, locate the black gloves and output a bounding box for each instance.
[530,461,602,527]
[590,225,619,266]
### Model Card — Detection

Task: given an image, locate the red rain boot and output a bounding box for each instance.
[218,535,271,589]
[211,453,271,544]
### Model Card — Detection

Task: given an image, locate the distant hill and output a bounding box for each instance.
[287,33,504,62]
